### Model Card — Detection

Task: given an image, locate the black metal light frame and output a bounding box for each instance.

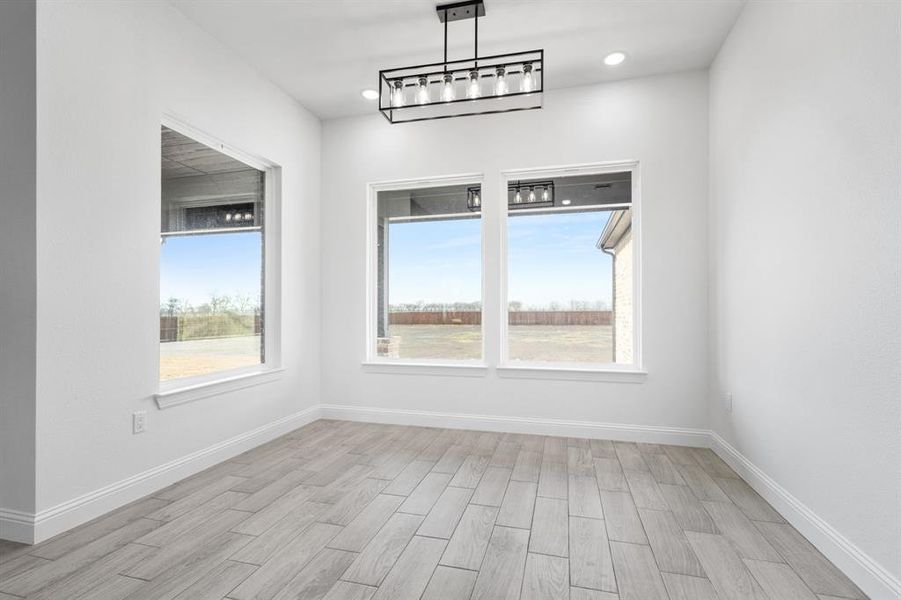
[466,186,482,211]
[509,180,555,210]
[379,0,544,124]
[466,180,556,212]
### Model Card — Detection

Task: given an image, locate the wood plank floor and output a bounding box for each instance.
[0,420,869,600]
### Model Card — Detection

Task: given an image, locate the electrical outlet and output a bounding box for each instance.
[722,392,733,413]
[133,411,146,434]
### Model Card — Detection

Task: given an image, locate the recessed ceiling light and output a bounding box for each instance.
[361,89,379,100]
[561,199,572,206]
[604,52,626,66]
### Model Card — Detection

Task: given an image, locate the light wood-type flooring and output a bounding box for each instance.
[0,419,868,600]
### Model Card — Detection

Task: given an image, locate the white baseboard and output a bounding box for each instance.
[0,508,35,545]
[710,433,900,600]
[0,405,320,545]
[318,403,710,447]
[2,402,894,600]
[0,404,701,544]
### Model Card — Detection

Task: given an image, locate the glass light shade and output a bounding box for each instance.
[468,70,480,99]
[522,63,534,93]
[391,80,405,107]
[495,66,507,95]
[442,73,455,102]
[417,77,430,105]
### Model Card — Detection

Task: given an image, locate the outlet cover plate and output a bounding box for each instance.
[133,411,146,434]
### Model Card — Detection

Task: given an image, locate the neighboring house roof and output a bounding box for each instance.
[596,209,632,251]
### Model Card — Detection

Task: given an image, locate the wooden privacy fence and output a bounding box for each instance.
[160,316,179,342]
[160,314,262,342]
[388,310,612,326]
[509,310,612,326]
[389,311,481,325]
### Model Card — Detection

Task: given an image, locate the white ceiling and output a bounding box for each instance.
[170,0,745,120]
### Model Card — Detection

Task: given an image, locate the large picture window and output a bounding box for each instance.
[504,169,636,366]
[370,180,483,362]
[365,165,639,374]
[160,125,267,382]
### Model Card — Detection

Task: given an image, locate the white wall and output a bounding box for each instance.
[0,0,37,523]
[9,8,895,594]
[708,0,901,592]
[321,72,710,433]
[30,0,321,522]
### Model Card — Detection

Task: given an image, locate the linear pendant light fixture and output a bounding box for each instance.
[379,0,544,124]
[466,180,555,211]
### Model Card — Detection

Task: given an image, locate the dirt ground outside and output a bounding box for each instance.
[160,335,261,381]
[380,324,613,363]
[160,325,615,381]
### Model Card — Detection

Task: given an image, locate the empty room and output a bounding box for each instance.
[1,0,899,599]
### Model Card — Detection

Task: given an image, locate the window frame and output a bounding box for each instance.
[497,161,644,376]
[364,173,488,371]
[155,115,283,408]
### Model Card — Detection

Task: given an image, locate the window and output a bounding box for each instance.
[369,180,483,362]
[504,169,636,366]
[160,125,268,383]
[365,165,639,375]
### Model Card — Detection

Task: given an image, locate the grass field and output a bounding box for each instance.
[380,324,613,363]
[160,335,261,381]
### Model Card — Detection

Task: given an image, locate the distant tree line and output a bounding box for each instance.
[160,293,260,317]
[388,301,481,313]
[511,300,609,311]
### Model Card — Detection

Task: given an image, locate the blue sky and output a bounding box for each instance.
[389,218,482,306]
[389,211,613,308]
[160,212,614,309]
[160,232,262,307]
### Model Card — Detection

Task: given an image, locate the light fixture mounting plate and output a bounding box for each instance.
[437,0,485,23]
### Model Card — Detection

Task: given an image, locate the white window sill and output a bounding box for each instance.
[495,364,647,383]
[362,361,489,377]
[155,368,284,409]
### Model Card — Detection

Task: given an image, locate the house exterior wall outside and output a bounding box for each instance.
[613,232,633,363]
